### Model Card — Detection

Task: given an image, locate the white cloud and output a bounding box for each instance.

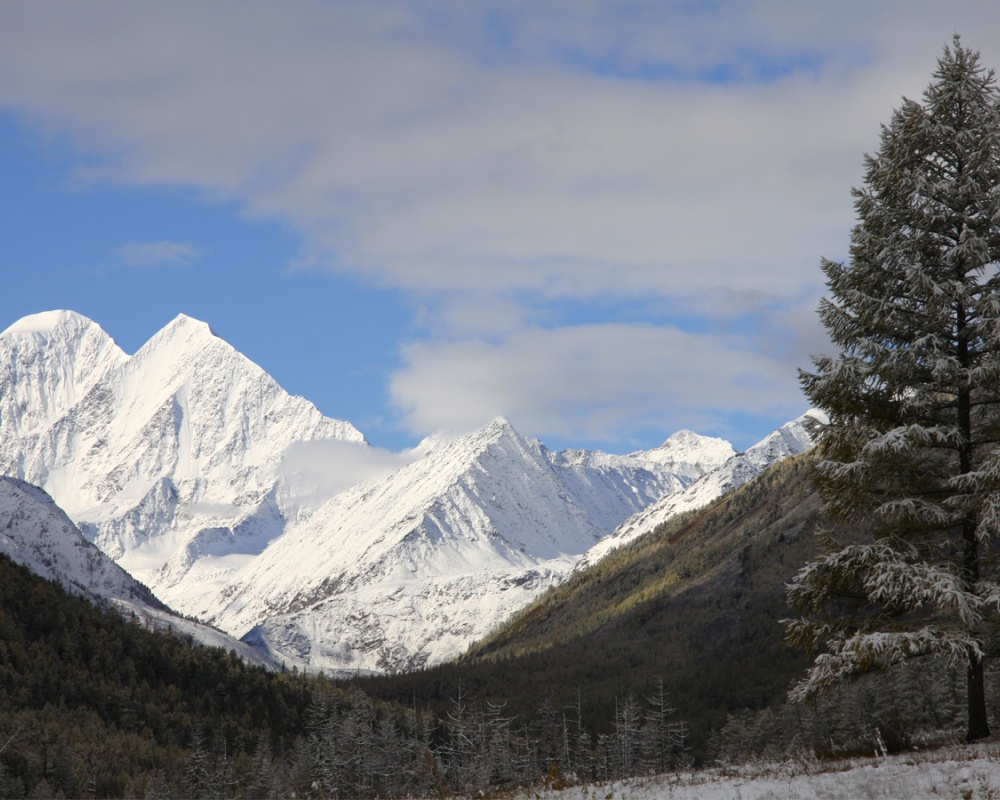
[390,320,810,445]
[279,438,422,511]
[2,2,999,444]
[0,1,951,303]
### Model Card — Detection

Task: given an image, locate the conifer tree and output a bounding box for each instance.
[787,36,1000,742]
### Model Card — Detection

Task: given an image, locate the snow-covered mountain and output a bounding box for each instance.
[209,418,731,672]
[0,474,159,606]
[0,475,275,665]
[0,310,366,612]
[577,411,823,570]
[0,308,813,675]
[629,429,736,480]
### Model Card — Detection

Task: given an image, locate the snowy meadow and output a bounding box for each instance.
[513,741,1000,800]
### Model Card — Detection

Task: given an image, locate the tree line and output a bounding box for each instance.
[0,551,691,798]
[164,680,689,798]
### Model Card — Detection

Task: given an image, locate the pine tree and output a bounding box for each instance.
[611,694,642,778]
[787,36,1000,742]
[640,679,680,774]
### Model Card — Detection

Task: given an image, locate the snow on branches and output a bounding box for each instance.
[789,37,1000,742]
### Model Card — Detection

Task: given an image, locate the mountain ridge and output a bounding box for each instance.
[576,410,822,570]
[0,310,368,615]
[355,451,827,762]
[0,474,276,666]
[211,415,713,672]
[0,308,815,675]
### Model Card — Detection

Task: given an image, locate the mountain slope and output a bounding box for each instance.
[0,474,160,607]
[577,410,821,570]
[0,475,274,665]
[357,451,832,761]
[0,308,807,679]
[0,311,366,613]
[211,418,719,672]
[0,549,320,798]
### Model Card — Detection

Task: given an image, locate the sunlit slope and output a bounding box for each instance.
[466,453,820,660]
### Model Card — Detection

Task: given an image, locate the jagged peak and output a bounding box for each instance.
[134,313,234,364]
[659,429,706,447]
[657,429,733,452]
[641,428,735,470]
[427,417,521,452]
[161,312,219,339]
[736,410,821,470]
[389,418,535,482]
[465,417,526,451]
[484,416,516,434]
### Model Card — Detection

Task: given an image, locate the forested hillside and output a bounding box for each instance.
[359,448,992,767]
[0,539,714,796]
[0,553,317,796]
[2,450,983,797]
[356,453,831,762]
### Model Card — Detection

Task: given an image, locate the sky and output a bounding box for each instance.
[1,2,999,455]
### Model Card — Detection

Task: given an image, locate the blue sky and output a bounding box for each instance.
[1,2,998,453]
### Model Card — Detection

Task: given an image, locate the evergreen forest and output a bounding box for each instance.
[0,549,690,798]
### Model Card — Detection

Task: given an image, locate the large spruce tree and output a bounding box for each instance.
[787,37,1000,742]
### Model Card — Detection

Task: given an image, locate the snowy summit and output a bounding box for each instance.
[0,309,816,673]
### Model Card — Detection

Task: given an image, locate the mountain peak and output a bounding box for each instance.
[168,312,215,333]
[134,313,232,368]
[463,417,529,454]
[659,429,701,447]
[427,417,521,455]
[0,310,127,442]
[642,429,735,473]
[160,313,220,341]
[741,409,823,468]
[484,416,516,435]
[577,412,818,572]
[2,309,103,341]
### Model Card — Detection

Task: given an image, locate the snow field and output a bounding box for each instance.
[514,742,1000,800]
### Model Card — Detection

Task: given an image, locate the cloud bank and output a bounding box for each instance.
[2,1,998,446]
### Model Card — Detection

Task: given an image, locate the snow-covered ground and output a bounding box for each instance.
[516,743,1000,799]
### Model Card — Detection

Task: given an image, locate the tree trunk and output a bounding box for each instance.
[962,514,989,741]
[966,647,990,741]
[958,303,989,742]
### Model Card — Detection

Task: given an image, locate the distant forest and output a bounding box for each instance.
[0,553,687,798]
